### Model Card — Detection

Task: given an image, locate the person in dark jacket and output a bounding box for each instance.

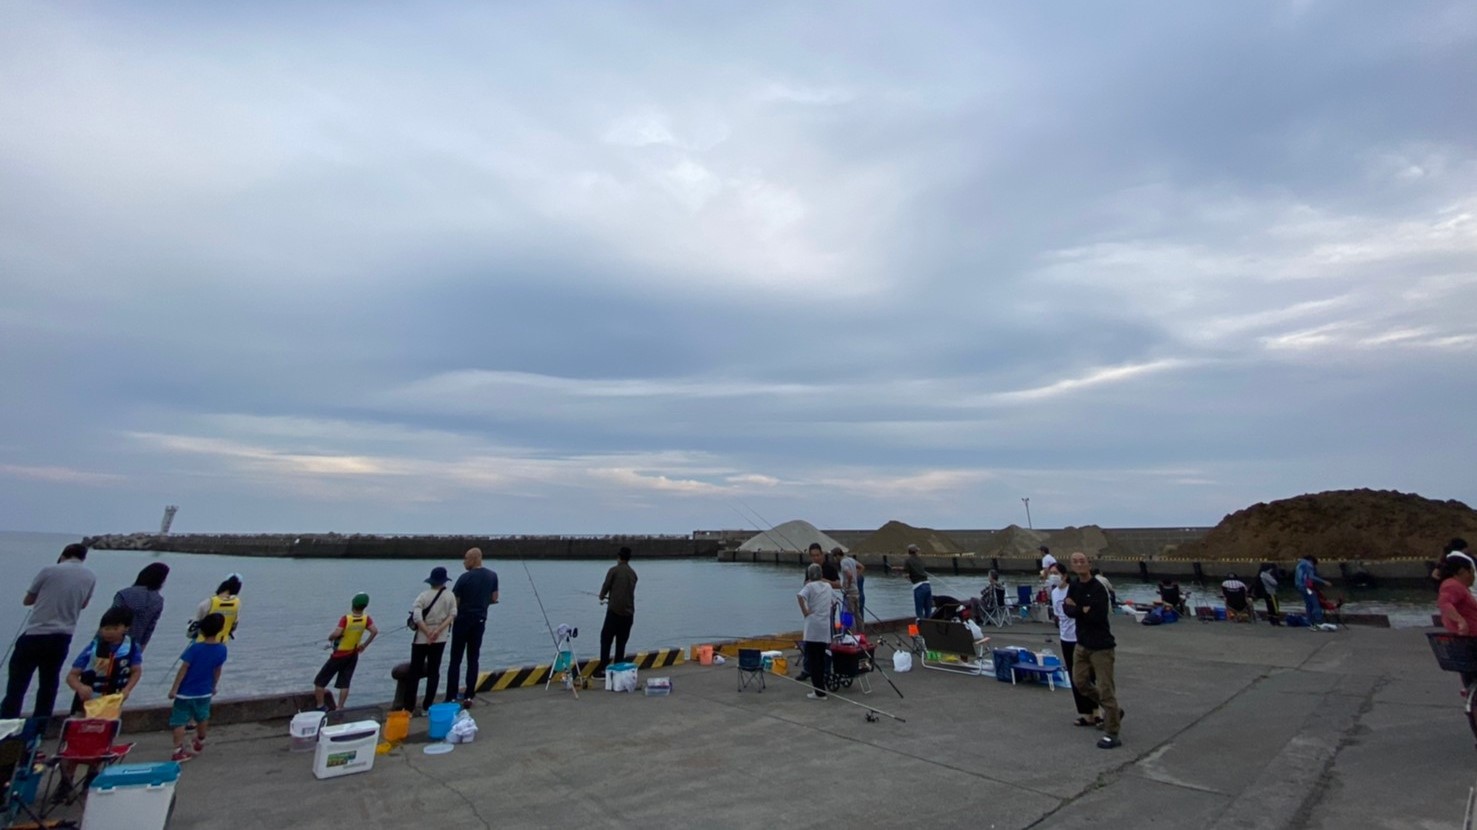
[112,563,169,652]
[594,546,638,678]
[1063,551,1123,749]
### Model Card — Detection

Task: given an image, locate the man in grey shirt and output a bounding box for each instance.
[3,543,96,721]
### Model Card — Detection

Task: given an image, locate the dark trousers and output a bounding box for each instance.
[803,641,828,695]
[445,617,486,702]
[599,611,634,670]
[1262,593,1280,623]
[1,633,71,721]
[409,642,446,711]
[1060,641,1096,717]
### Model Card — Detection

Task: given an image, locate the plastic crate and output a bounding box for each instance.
[1428,632,1477,674]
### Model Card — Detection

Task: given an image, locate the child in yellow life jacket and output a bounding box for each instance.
[313,593,378,711]
[191,574,242,644]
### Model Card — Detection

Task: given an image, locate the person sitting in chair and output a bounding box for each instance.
[1221,574,1252,622]
[1157,578,1188,615]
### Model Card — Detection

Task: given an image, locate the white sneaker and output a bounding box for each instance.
[806,692,827,700]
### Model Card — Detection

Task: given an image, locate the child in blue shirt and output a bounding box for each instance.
[167,613,228,762]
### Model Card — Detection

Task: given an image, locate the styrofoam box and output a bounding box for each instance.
[82,762,180,830]
[290,711,325,752]
[313,720,380,780]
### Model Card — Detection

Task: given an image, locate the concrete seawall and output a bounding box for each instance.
[716,549,1439,584]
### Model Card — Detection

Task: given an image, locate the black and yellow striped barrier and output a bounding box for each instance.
[473,647,686,693]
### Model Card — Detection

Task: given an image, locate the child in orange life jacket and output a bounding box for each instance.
[313,593,378,711]
[168,613,228,763]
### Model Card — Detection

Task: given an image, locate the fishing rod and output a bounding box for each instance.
[1,609,32,667]
[520,559,560,648]
[763,669,906,723]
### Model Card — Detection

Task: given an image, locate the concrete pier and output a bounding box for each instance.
[36,622,1471,829]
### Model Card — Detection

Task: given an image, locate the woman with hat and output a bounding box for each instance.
[408,566,457,716]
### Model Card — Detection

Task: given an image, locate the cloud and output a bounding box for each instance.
[1,2,1475,533]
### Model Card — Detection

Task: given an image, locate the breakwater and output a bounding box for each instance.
[83,532,720,559]
[717,549,1438,585]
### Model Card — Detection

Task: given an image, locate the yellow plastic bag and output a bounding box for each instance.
[83,693,124,720]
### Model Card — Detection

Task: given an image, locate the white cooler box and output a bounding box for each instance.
[82,761,180,830]
[313,720,380,780]
[604,661,639,692]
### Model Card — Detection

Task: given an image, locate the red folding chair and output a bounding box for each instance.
[42,718,134,808]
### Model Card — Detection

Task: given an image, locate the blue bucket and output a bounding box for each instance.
[427,702,461,741]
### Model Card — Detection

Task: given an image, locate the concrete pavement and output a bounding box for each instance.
[41,621,1474,829]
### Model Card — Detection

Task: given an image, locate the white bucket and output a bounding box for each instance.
[290,711,325,753]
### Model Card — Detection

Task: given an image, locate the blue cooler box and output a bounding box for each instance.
[82,761,180,830]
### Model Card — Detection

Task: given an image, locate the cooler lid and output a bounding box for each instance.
[609,662,638,671]
[92,761,181,789]
[320,720,380,740]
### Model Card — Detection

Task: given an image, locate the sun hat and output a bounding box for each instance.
[425,566,450,586]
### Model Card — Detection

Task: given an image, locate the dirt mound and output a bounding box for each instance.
[1172,489,1477,561]
[1042,525,1114,557]
[982,524,1048,557]
[738,520,847,553]
[850,520,965,555]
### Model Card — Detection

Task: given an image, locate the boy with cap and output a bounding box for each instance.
[313,593,378,711]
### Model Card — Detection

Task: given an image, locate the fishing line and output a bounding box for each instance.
[1,609,32,667]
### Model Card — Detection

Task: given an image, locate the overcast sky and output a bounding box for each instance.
[2,2,1474,535]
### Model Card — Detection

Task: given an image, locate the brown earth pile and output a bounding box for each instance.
[851,520,965,555]
[981,524,1048,557]
[1042,525,1116,557]
[1171,489,1477,561]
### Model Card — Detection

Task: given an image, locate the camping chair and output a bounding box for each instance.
[977,586,1011,628]
[42,718,134,808]
[2,718,47,827]
[1223,588,1253,622]
[916,619,990,677]
[1159,584,1189,615]
[736,648,765,693]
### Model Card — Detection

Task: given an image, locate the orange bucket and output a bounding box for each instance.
[907,624,920,637]
[384,709,410,744]
[698,644,714,665]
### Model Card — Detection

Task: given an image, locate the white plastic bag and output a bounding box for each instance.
[893,651,912,673]
[447,711,478,744]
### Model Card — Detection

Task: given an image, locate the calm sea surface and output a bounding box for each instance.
[0,531,1440,709]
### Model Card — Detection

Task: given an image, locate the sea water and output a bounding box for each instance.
[0,531,1440,710]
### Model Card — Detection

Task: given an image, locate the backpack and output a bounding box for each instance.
[1141,608,1165,626]
[407,588,446,631]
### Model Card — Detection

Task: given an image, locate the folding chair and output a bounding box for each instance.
[916,619,991,676]
[978,587,1011,628]
[43,718,134,808]
[736,649,765,693]
[2,718,47,826]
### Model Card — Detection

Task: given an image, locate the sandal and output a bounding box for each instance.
[1072,717,1096,727]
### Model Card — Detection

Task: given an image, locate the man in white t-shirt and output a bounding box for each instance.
[1039,546,1058,578]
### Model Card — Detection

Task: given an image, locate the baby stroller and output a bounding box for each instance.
[825,634,876,694]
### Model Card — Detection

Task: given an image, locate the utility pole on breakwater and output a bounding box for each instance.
[1021,497,1032,530]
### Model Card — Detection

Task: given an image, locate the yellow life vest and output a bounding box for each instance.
[197,595,240,643]
[336,613,369,653]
